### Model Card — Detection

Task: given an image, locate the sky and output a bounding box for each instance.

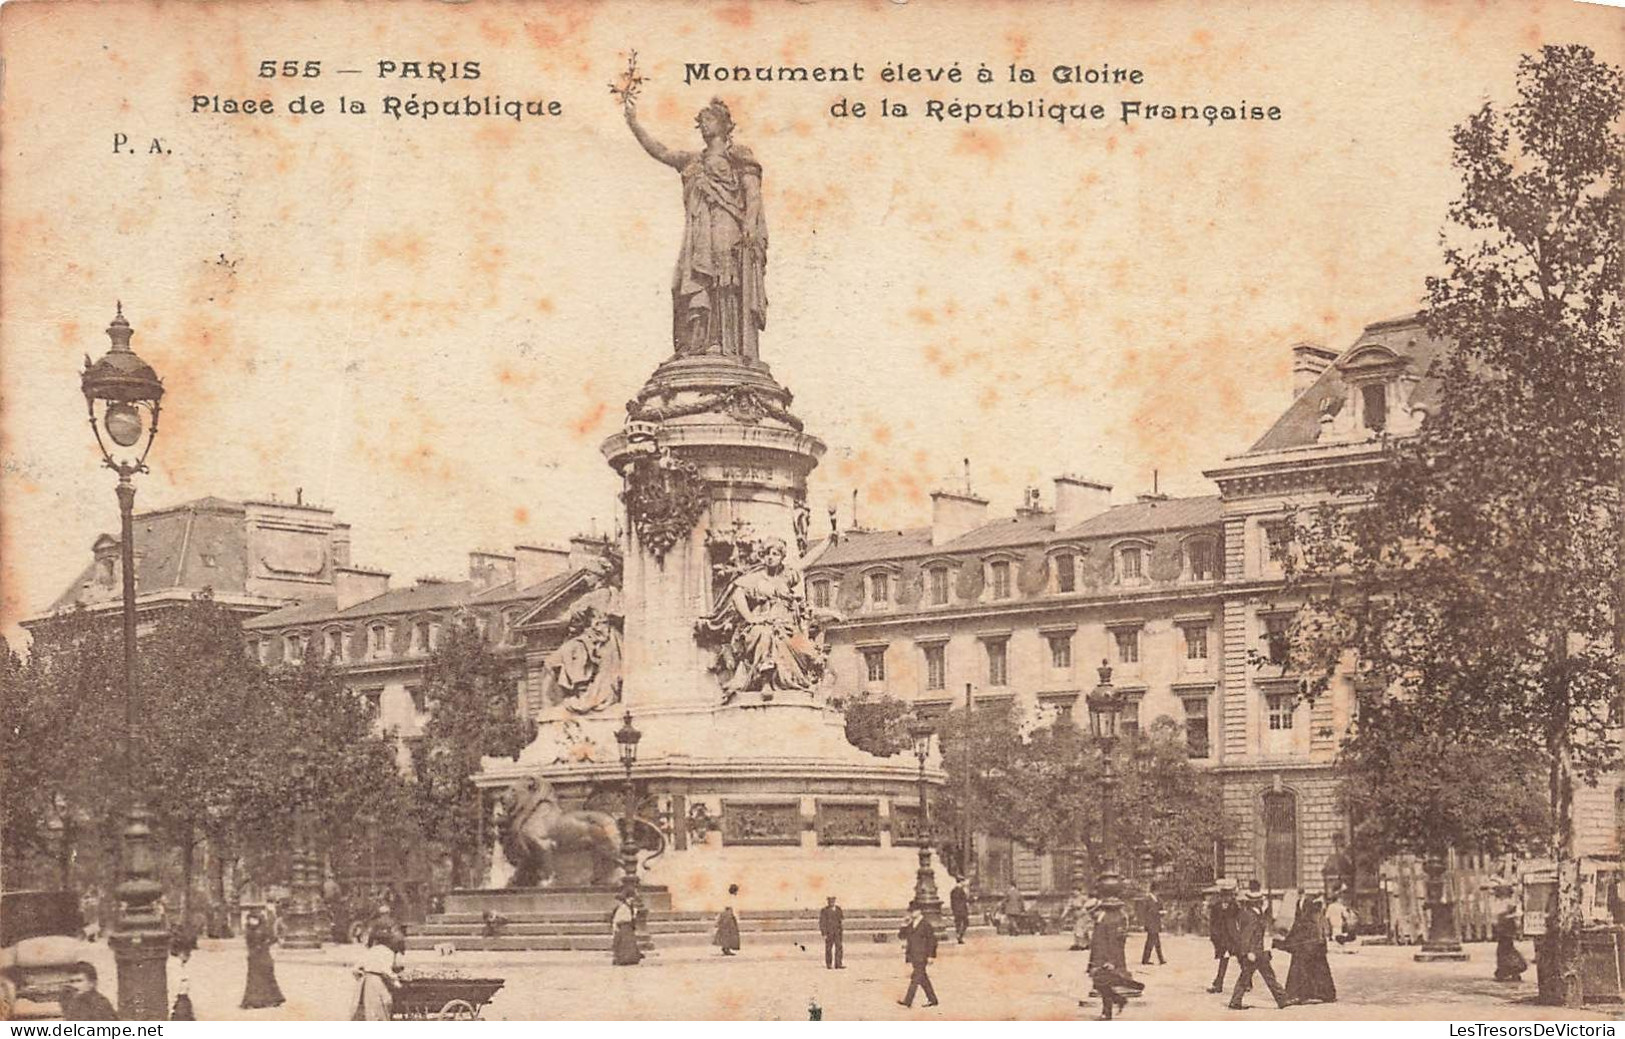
[3,0,1621,643]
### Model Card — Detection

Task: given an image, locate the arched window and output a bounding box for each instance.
[1262,790,1298,889]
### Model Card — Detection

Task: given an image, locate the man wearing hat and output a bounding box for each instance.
[1207,879,1240,993]
[819,895,845,969]
[949,878,972,944]
[1228,884,1289,1011]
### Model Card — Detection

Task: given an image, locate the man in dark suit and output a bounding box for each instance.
[949,878,971,944]
[1228,888,1289,1010]
[1140,888,1166,965]
[1208,880,1241,993]
[819,895,845,969]
[896,909,940,1008]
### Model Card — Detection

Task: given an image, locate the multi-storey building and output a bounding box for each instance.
[811,313,1621,921]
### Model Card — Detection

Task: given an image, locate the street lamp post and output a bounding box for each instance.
[1085,661,1125,903]
[282,747,324,949]
[614,712,644,920]
[908,717,943,924]
[80,303,169,1019]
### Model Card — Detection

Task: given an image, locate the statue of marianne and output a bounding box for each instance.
[624,96,767,361]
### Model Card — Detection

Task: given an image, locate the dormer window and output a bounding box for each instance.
[1361,383,1387,432]
[1185,538,1217,582]
[869,573,890,605]
[412,620,431,655]
[990,561,1012,599]
[1115,543,1150,586]
[1054,553,1076,593]
[810,579,831,609]
[285,634,307,664]
[324,629,343,660]
[96,557,116,587]
[369,624,389,659]
[928,567,950,605]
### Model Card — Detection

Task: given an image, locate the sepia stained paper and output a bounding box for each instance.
[1,0,1621,1024]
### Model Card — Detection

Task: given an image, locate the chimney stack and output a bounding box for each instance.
[330,523,352,568]
[515,543,570,588]
[568,535,612,572]
[1053,475,1112,529]
[1292,342,1339,398]
[930,489,989,546]
[468,551,517,591]
[334,566,390,611]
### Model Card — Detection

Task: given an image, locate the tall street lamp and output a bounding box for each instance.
[908,717,943,924]
[614,712,644,920]
[80,303,169,1019]
[1085,661,1124,903]
[282,746,324,949]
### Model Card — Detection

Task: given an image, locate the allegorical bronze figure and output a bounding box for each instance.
[624,95,768,360]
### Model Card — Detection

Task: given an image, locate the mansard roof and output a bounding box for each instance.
[807,495,1221,570]
[47,496,253,613]
[1245,313,1449,455]
[243,568,581,631]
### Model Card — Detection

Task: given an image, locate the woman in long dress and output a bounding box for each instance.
[611,895,642,966]
[1492,903,1528,982]
[239,912,285,1010]
[350,931,400,1020]
[714,885,742,956]
[1282,894,1337,1005]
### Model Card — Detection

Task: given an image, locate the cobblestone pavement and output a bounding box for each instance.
[75,932,1623,1021]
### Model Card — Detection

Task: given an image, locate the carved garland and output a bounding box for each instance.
[622,447,711,563]
[626,385,804,431]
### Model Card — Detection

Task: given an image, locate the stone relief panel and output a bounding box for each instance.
[816,801,882,847]
[720,800,804,846]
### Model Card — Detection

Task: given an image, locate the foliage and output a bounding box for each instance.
[409,614,533,888]
[1338,699,1550,858]
[1286,46,1620,1005]
[1,596,415,918]
[833,691,916,757]
[933,707,1222,893]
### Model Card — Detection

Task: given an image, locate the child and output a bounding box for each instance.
[60,964,118,1021]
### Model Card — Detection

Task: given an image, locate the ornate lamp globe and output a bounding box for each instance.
[81,303,164,469]
[1086,661,1122,742]
[615,710,642,768]
[909,716,935,765]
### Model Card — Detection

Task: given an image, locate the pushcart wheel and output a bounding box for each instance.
[439,999,477,1020]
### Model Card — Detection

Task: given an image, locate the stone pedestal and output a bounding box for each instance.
[479,353,946,915]
[1415,856,1470,962]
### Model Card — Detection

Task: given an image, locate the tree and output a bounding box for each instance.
[1288,46,1620,1006]
[933,706,1222,893]
[833,691,916,757]
[0,610,125,894]
[1339,700,1550,861]
[410,615,533,888]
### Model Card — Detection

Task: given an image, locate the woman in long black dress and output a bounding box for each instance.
[611,895,642,966]
[1492,902,1528,982]
[714,884,741,956]
[239,911,286,1010]
[1282,894,1337,1005]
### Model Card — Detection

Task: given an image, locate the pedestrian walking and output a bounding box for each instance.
[896,908,939,1008]
[1084,898,1144,1020]
[714,884,741,956]
[1492,898,1527,982]
[350,929,401,1019]
[819,895,845,969]
[1140,888,1166,965]
[240,910,286,1010]
[1282,893,1337,1005]
[949,878,971,944]
[1207,879,1240,993]
[611,893,642,966]
[1227,887,1289,1011]
[1066,892,1094,951]
[169,916,198,1020]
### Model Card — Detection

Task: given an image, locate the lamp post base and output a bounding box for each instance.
[108,931,169,1021]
